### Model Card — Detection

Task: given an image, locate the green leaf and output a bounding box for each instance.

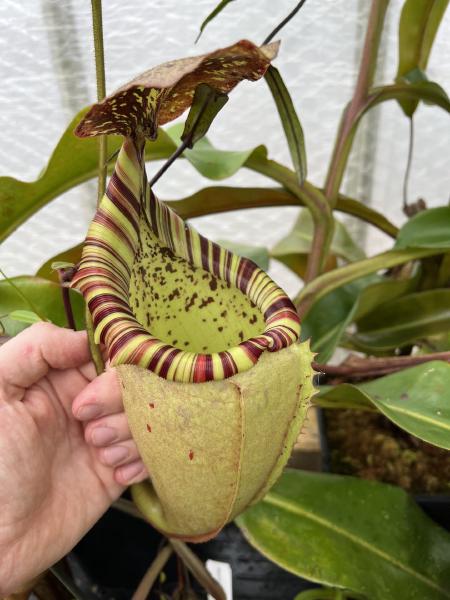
[166,123,266,180]
[272,209,364,279]
[1,101,397,245]
[395,207,450,249]
[0,276,85,336]
[396,0,449,116]
[296,247,447,318]
[265,65,307,184]
[0,107,176,243]
[300,278,375,363]
[316,361,450,449]
[294,589,366,600]
[196,0,236,42]
[353,274,419,321]
[370,81,450,114]
[301,273,419,363]
[170,186,398,239]
[353,289,450,352]
[236,469,450,599]
[313,384,375,411]
[8,310,43,324]
[181,83,228,148]
[218,240,270,271]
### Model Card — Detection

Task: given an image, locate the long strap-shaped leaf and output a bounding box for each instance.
[72,138,300,383]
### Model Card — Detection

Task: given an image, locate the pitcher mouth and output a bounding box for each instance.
[72,139,300,383]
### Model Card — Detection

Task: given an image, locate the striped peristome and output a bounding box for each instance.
[72,138,300,383]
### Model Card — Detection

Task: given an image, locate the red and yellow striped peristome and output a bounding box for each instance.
[72,138,300,382]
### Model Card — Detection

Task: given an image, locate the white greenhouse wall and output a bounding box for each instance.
[0,0,449,297]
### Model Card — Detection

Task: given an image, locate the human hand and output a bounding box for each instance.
[0,322,148,595]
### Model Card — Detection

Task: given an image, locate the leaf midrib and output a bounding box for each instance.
[374,401,450,433]
[264,492,450,597]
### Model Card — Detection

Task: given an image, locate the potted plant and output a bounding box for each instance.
[1,0,450,599]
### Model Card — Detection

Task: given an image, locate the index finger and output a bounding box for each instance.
[0,322,91,402]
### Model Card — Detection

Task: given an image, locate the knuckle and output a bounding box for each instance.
[29,321,54,334]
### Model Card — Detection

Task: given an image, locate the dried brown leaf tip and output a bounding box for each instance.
[75,40,279,140]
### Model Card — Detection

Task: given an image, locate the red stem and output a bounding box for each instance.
[313,351,450,380]
[58,270,76,330]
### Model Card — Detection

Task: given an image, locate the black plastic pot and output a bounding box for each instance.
[70,500,318,600]
[195,523,318,600]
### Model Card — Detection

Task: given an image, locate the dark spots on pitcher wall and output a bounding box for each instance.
[199,296,214,309]
[147,424,152,433]
[130,228,264,346]
[185,292,198,312]
[168,288,181,301]
[189,450,194,461]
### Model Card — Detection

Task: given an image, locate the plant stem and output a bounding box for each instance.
[148,139,190,188]
[246,156,333,282]
[314,351,450,377]
[324,0,390,207]
[170,539,226,600]
[263,0,308,45]
[87,0,107,373]
[91,0,107,204]
[57,271,76,330]
[132,545,173,600]
[49,561,84,600]
[402,117,414,214]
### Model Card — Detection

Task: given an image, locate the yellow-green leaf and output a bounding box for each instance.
[396,0,449,116]
[316,361,450,449]
[0,276,84,336]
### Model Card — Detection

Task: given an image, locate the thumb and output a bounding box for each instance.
[0,322,91,402]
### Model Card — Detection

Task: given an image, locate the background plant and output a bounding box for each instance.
[1,0,450,598]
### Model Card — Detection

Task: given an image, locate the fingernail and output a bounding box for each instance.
[102,445,129,466]
[120,461,146,483]
[77,404,102,421]
[91,426,116,447]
